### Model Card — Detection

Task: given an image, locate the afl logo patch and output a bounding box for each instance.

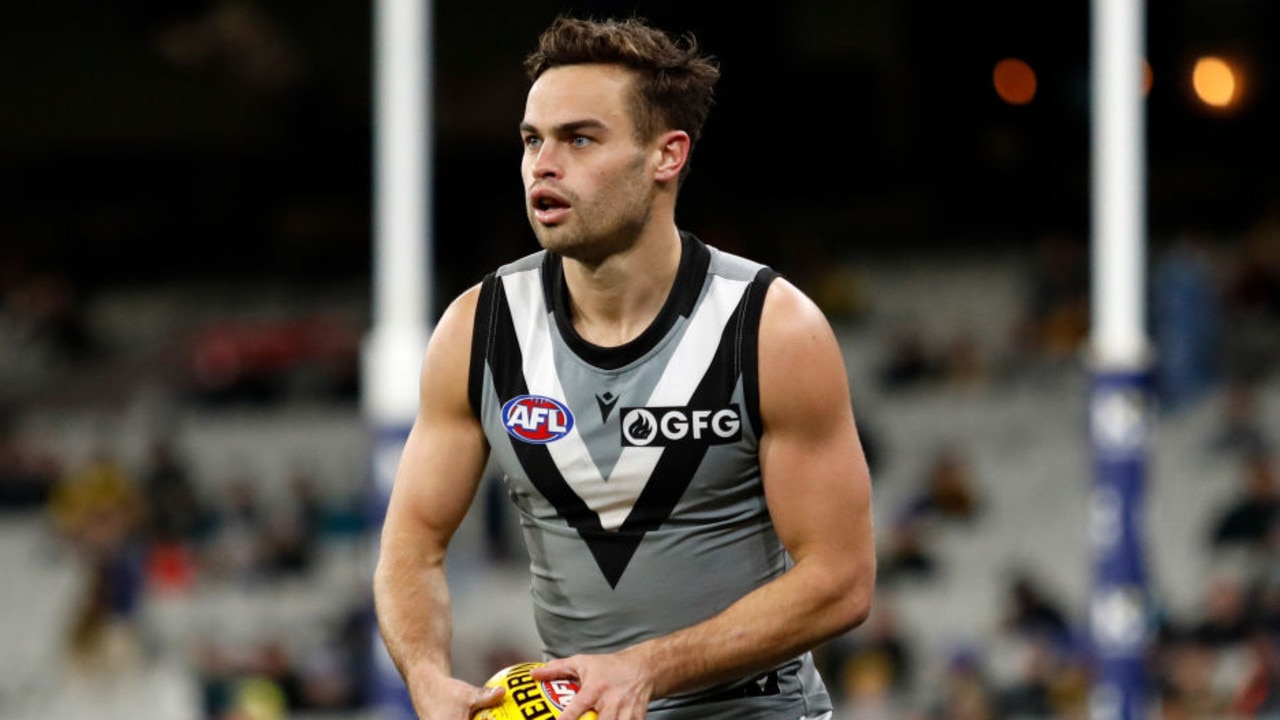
[542,678,581,711]
[503,395,575,444]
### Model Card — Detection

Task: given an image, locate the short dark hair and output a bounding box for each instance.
[525,16,720,178]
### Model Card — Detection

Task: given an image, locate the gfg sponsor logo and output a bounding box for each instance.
[619,405,741,447]
[503,395,575,444]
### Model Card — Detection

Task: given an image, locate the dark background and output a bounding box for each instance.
[2,0,1276,314]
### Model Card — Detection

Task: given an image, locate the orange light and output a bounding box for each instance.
[993,58,1036,105]
[1193,56,1238,108]
[1143,58,1153,96]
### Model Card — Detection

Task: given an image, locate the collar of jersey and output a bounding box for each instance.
[544,230,711,371]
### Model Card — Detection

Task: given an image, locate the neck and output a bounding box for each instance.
[561,223,683,348]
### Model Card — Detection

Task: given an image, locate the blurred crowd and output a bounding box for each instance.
[4,198,1280,719]
[0,256,98,406]
[802,204,1280,719]
[0,428,371,720]
[867,215,1280,409]
[813,429,1280,720]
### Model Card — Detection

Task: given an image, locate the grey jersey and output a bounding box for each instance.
[468,232,832,719]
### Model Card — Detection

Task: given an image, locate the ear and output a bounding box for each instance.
[652,130,691,183]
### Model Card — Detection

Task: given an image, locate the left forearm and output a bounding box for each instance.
[627,554,873,699]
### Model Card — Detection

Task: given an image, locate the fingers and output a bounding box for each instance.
[556,704,589,720]
[565,695,646,720]
[530,660,596,720]
[530,658,575,681]
[470,684,505,711]
[529,656,647,720]
[556,690,601,720]
[554,676,600,720]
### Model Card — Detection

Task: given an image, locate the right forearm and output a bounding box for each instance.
[374,553,454,686]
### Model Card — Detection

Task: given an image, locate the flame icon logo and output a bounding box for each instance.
[628,413,652,438]
[621,408,658,446]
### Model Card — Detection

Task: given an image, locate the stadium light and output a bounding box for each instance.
[1192,56,1240,109]
[993,57,1037,105]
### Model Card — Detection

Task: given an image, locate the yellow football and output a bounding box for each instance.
[473,662,597,720]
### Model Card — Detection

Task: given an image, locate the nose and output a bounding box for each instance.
[529,141,563,180]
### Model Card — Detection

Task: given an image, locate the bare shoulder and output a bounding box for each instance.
[418,283,485,408]
[431,283,484,352]
[757,278,852,430]
[759,277,837,342]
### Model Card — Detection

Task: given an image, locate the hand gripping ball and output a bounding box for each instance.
[473,662,597,720]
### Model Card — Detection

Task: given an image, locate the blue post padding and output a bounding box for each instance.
[368,422,416,718]
[1088,367,1152,720]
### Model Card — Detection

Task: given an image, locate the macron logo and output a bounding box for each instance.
[596,391,620,422]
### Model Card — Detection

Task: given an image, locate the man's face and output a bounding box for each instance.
[520,64,656,264]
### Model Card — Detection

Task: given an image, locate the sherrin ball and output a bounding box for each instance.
[473,662,597,720]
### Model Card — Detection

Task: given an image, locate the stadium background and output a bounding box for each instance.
[2,1,1280,718]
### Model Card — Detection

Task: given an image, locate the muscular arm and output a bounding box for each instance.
[372,286,503,719]
[540,278,876,719]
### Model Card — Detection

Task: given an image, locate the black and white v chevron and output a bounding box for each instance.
[471,239,774,588]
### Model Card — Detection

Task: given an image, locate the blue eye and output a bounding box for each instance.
[571,136,592,148]
[524,136,541,150]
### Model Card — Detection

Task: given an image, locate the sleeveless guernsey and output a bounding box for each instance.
[468,231,833,719]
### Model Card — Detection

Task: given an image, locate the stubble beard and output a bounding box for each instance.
[528,157,654,267]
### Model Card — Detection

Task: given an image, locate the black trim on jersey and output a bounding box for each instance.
[483,257,758,588]
[697,670,781,703]
[740,267,778,439]
[486,283,638,584]
[469,273,500,420]
[544,231,711,370]
[590,291,750,584]
[485,284,602,528]
[612,293,743,527]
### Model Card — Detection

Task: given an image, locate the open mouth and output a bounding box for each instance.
[531,190,571,224]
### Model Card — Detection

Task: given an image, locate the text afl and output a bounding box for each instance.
[503,394,576,444]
